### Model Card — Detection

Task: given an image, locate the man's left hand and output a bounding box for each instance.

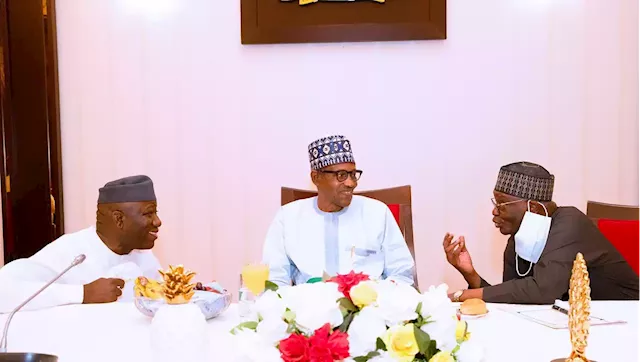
[448,288,484,302]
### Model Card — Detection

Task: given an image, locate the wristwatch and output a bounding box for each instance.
[452,290,464,302]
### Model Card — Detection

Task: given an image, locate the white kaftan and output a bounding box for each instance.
[262,196,415,286]
[0,226,161,313]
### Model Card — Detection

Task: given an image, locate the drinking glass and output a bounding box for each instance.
[238,263,269,319]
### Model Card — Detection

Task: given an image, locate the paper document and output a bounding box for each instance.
[501,300,628,329]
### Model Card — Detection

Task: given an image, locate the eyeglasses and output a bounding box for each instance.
[319,169,363,182]
[491,198,525,210]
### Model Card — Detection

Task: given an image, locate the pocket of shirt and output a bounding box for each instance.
[353,248,378,257]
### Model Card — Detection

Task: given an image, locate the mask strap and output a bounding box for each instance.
[527,200,549,217]
[515,254,533,277]
[539,202,549,217]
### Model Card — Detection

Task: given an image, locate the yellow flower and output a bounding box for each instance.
[429,351,455,362]
[455,320,470,343]
[350,281,378,308]
[381,324,419,362]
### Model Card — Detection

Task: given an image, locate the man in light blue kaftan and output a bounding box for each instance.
[262,135,415,286]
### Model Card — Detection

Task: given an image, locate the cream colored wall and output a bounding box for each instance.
[55,0,639,294]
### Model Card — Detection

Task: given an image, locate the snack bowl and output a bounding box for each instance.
[134,282,232,320]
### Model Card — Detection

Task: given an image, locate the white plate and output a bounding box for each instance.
[457,308,489,320]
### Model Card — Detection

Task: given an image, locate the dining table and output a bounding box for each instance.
[0,300,636,361]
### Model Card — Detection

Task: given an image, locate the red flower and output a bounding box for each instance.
[308,324,350,362]
[279,333,310,362]
[328,270,370,300]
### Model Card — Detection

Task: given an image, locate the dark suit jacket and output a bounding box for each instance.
[478,207,639,304]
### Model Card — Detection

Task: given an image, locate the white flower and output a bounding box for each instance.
[279,282,343,334]
[420,316,457,351]
[347,306,387,357]
[417,283,458,351]
[420,283,455,323]
[375,280,421,326]
[343,351,395,362]
[256,316,289,346]
[368,351,396,362]
[254,290,286,321]
[455,339,486,362]
[232,328,281,362]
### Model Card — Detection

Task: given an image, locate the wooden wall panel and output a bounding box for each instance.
[241,0,446,44]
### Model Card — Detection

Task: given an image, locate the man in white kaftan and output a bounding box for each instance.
[0,175,163,313]
[262,135,415,286]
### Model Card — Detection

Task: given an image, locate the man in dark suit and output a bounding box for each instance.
[444,161,638,304]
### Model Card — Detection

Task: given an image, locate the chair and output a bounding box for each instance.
[586,201,639,275]
[281,185,418,289]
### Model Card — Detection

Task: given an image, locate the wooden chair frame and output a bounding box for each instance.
[586,201,639,223]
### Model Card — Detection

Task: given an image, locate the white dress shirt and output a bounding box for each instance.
[0,226,161,313]
[262,196,415,286]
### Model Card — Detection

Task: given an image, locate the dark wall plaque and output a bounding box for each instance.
[240,0,446,45]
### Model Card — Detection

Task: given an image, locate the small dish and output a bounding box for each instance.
[135,282,232,320]
[456,308,489,320]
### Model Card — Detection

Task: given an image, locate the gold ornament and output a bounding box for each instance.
[159,265,196,304]
[551,252,593,362]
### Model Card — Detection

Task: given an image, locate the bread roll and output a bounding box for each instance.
[460,298,487,315]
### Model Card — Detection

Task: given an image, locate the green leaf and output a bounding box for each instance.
[416,315,433,328]
[338,312,355,333]
[338,297,358,312]
[423,340,438,360]
[413,325,431,355]
[230,321,258,334]
[265,280,279,292]
[353,351,381,362]
[286,322,299,334]
[376,337,387,351]
[416,301,423,315]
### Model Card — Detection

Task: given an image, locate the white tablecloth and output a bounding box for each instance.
[0,301,637,361]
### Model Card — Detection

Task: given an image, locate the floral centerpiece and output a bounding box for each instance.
[230,271,484,362]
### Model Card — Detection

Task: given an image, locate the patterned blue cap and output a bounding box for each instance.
[308,135,355,170]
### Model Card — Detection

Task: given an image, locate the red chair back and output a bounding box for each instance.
[597,219,639,275]
[586,201,639,275]
[386,204,401,226]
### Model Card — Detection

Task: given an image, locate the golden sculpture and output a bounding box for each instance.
[159,265,197,304]
[566,252,591,362]
[552,252,592,362]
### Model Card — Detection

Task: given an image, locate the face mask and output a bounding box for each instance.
[514,200,551,276]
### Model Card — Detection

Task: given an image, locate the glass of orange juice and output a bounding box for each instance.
[241,263,269,297]
[238,264,269,320]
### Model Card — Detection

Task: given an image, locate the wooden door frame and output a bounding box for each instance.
[44,0,64,238]
[0,0,64,262]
